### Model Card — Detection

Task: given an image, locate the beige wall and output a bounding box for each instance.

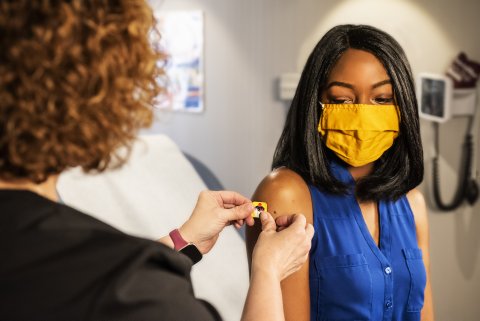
[150,0,480,320]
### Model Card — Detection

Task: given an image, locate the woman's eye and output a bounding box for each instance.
[330,98,354,104]
[373,97,394,104]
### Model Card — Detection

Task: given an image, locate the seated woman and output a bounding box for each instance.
[246,25,434,321]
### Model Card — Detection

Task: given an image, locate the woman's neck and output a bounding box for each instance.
[0,175,59,202]
[348,162,374,181]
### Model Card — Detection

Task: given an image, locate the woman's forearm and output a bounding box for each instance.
[241,269,285,321]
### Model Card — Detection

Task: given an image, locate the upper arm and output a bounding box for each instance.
[406,189,435,320]
[245,168,313,321]
[407,189,429,250]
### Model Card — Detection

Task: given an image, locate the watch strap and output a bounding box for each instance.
[168,228,202,264]
[169,228,188,251]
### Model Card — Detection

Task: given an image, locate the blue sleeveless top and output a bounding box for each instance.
[308,161,426,321]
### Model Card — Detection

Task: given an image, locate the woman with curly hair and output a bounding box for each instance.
[0,1,314,320]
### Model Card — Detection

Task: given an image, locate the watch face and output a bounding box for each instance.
[179,244,202,264]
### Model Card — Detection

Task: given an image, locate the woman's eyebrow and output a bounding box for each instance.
[372,79,391,89]
[326,79,391,90]
[326,81,354,89]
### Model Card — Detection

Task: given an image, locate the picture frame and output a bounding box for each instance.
[153,11,204,113]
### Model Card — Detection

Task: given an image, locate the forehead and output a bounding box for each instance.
[327,48,389,84]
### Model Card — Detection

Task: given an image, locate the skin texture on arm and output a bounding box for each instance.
[246,168,313,321]
[407,189,435,321]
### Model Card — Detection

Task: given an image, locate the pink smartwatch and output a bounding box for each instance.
[168,229,202,264]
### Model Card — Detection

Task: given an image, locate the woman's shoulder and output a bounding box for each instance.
[253,167,312,220]
[255,167,309,197]
[405,188,427,217]
[405,188,429,233]
[261,166,307,185]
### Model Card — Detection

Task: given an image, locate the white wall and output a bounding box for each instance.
[148,0,480,320]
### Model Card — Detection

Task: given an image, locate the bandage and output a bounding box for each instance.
[252,201,268,218]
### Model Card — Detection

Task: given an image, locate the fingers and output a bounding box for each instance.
[289,213,307,228]
[245,215,255,226]
[212,190,251,207]
[260,211,277,232]
[305,222,314,240]
[275,213,306,230]
[223,202,254,222]
[233,215,255,229]
[276,214,314,237]
[233,219,243,229]
[275,214,295,228]
[252,212,314,282]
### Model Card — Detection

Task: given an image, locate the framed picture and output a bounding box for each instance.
[153,11,204,113]
[417,73,452,123]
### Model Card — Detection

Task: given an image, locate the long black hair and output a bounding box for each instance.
[273,24,423,201]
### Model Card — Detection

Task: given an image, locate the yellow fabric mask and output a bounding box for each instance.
[318,103,400,167]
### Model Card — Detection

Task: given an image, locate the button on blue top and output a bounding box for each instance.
[386,300,393,309]
[308,160,427,321]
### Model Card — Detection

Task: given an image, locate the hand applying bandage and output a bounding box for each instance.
[159,190,255,256]
[242,211,314,321]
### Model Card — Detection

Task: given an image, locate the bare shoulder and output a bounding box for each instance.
[406,188,427,220]
[255,167,309,196]
[252,167,312,221]
[406,188,429,241]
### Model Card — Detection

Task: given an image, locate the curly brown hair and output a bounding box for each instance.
[0,0,162,183]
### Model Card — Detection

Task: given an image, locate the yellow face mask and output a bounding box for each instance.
[317,103,400,167]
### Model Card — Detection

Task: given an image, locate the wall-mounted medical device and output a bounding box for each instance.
[417,73,477,122]
[417,73,453,123]
[417,67,479,211]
